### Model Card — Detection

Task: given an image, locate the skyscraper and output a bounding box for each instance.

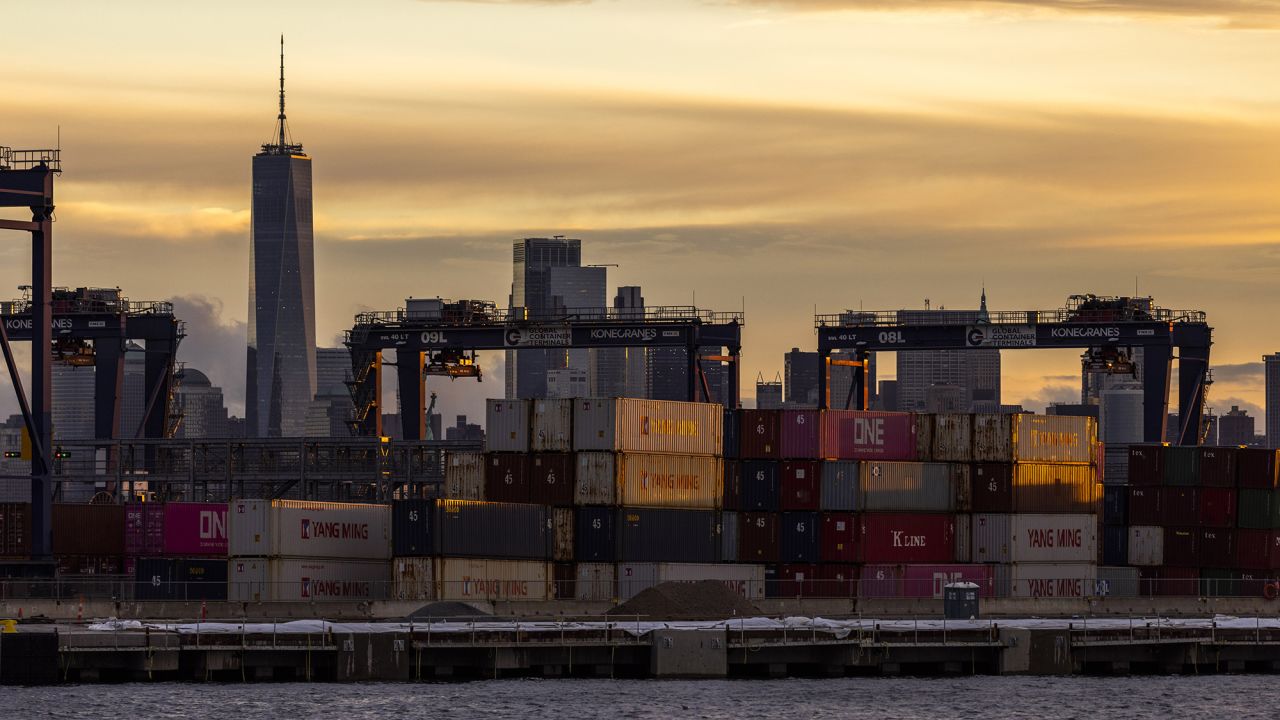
[1265,353,1280,448]
[894,292,1000,412]
[174,368,230,439]
[246,38,316,437]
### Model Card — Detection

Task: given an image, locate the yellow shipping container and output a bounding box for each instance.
[618,454,723,509]
[573,398,723,455]
[1011,463,1100,513]
[1014,415,1096,464]
[435,558,551,601]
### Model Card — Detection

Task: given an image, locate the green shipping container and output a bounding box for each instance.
[1162,446,1200,487]
[1237,489,1280,529]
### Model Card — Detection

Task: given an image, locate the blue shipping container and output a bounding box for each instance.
[741,460,780,511]
[135,558,228,601]
[820,461,859,512]
[575,506,616,563]
[723,408,740,459]
[779,511,820,563]
[1102,524,1128,567]
[1103,486,1128,526]
[392,499,435,556]
[720,511,739,563]
[617,508,719,563]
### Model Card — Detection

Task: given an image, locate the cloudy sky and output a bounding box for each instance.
[2,0,1279,429]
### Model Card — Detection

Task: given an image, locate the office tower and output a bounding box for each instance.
[1099,379,1144,445]
[1267,353,1280,448]
[174,368,230,439]
[446,415,485,442]
[756,376,783,409]
[785,348,819,407]
[1219,406,1256,446]
[894,292,1000,412]
[247,38,316,437]
[303,348,353,437]
[876,380,899,412]
[51,365,95,441]
[594,286,649,398]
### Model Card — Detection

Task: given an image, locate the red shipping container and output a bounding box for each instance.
[815,564,858,597]
[1235,529,1280,570]
[0,503,31,557]
[52,504,125,556]
[774,563,820,597]
[162,503,228,556]
[1139,566,1198,596]
[1199,528,1234,568]
[780,461,821,510]
[971,463,1014,513]
[780,410,821,459]
[858,513,955,564]
[820,512,858,562]
[1198,488,1237,529]
[528,453,575,506]
[903,564,995,599]
[722,460,742,511]
[1128,487,1161,525]
[1128,445,1163,486]
[738,410,781,459]
[1161,488,1200,526]
[739,512,779,563]
[1198,447,1237,487]
[1162,527,1200,567]
[821,410,920,461]
[1239,449,1280,489]
[125,504,164,557]
[484,453,531,503]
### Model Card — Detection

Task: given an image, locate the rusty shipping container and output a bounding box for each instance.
[738,409,780,459]
[228,557,390,603]
[820,411,921,461]
[859,461,959,513]
[779,409,821,458]
[52,503,125,556]
[443,451,485,501]
[954,513,972,562]
[739,512,780,563]
[552,507,574,562]
[972,513,1097,564]
[436,558,551,601]
[573,398,722,456]
[1009,463,1099,514]
[779,460,821,511]
[529,453,576,507]
[975,414,1096,464]
[574,452,616,506]
[820,512,858,562]
[531,398,573,452]
[1127,444,1163,486]
[484,453,532,504]
[1239,449,1280,489]
[617,454,722,509]
[1127,526,1163,566]
[616,563,766,601]
[1198,447,1238,487]
[858,513,955,564]
[485,399,530,452]
[391,557,436,601]
[931,414,972,462]
[228,499,391,560]
[574,562,616,601]
[0,503,30,557]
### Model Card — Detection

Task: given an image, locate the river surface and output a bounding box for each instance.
[5,676,1271,719]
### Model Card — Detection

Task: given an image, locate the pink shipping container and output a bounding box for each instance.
[821,411,920,461]
[162,502,228,556]
[779,410,821,458]
[858,513,956,564]
[860,564,995,599]
[125,504,165,557]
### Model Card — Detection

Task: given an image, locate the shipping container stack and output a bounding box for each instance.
[126,502,229,601]
[52,503,126,579]
[227,499,392,602]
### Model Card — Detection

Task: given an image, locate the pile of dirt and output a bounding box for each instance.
[406,601,492,620]
[607,581,761,621]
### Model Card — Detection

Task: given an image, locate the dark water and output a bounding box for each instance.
[5,677,1271,719]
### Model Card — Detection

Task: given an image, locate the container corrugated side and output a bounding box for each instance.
[552,507,574,562]
[574,452,616,505]
[1006,563,1097,598]
[617,508,719,563]
[529,453,576,507]
[931,414,972,462]
[820,461,859,511]
[954,513,971,563]
[859,461,957,512]
[435,558,551,601]
[574,507,615,563]
[1095,566,1139,598]
[615,562,766,601]
[0,503,30,557]
[861,564,995,599]
[228,557,390,602]
[1239,449,1280,489]
[134,558,227,601]
[574,562,616,601]
[720,511,739,563]
[820,411,920,461]
[1198,447,1238,487]
[779,409,820,459]
[971,463,1014,513]
[971,513,1011,563]
[1127,444,1163,486]
[1012,415,1095,464]
[858,513,955,564]
[531,398,573,452]
[972,413,1012,463]
[1006,514,1097,563]
[740,460,780,511]
[573,398,722,455]
[779,460,821,511]
[229,499,391,560]
[1011,464,1099,514]
[820,512,857,562]
[1162,445,1199,486]
[435,500,551,559]
[1127,526,1164,566]
[737,410,780,459]
[52,504,125,556]
[162,503,228,556]
[485,399,530,452]
[618,454,722,509]
[391,557,436,601]
[392,499,434,556]
[779,511,820,563]
[443,452,485,500]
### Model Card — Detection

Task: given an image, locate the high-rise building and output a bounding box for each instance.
[594,286,649,398]
[1099,379,1144,445]
[305,347,353,437]
[1219,406,1256,447]
[1267,353,1280,448]
[174,368,230,438]
[247,39,316,437]
[895,292,1000,412]
[785,348,819,408]
[51,364,95,441]
[756,376,783,409]
[876,380,898,412]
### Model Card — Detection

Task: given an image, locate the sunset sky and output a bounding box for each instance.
[3,0,1280,428]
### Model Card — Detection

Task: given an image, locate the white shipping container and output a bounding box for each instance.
[392,556,436,601]
[1127,526,1164,567]
[553,507,574,562]
[532,399,574,452]
[618,454,722,509]
[572,398,722,455]
[1004,563,1098,599]
[229,499,392,560]
[616,563,766,601]
[485,399,530,452]
[972,513,1097,564]
[575,562,616,601]
[575,452,617,505]
[435,558,551,601]
[444,452,485,500]
[228,557,390,602]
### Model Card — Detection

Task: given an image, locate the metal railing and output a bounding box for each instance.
[815,307,1207,328]
[354,305,743,328]
[0,147,60,172]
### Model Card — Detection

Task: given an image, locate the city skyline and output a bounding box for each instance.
[3,1,1279,428]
